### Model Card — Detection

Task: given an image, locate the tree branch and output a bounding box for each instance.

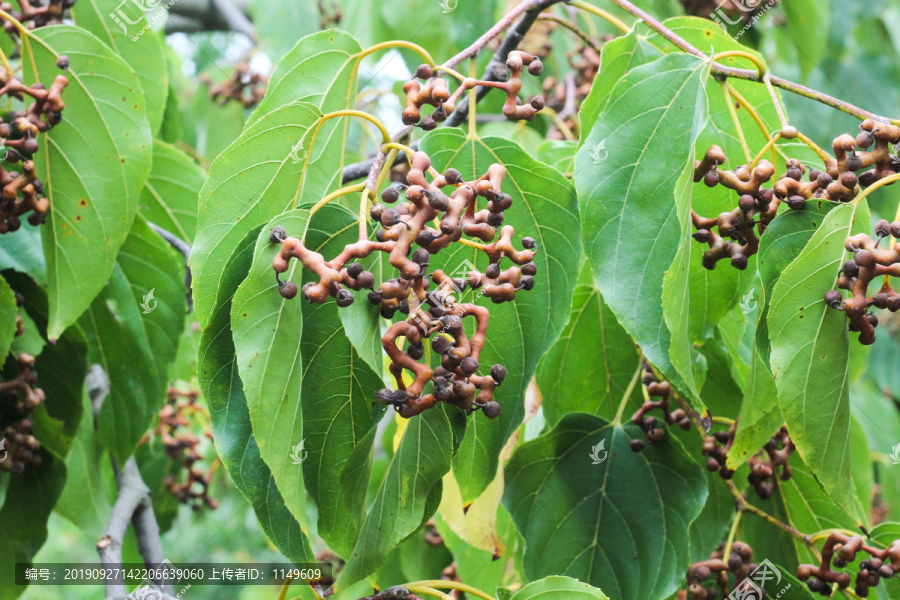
[90,367,179,600]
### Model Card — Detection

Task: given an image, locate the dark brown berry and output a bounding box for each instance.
[278,281,298,299]
[482,401,502,419]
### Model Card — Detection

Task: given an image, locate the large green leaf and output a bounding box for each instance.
[231,205,384,554]
[337,405,458,589]
[81,217,186,461]
[768,201,870,523]
[574,53,709,405]
[192,101,323,328]
[503,413,706,599]
[507,576,610,600]
[420,129,581,500]
[535,262,641,426]
[199,224,315,564]
[232,208,312,532]
[139,140,206,243]
[578,27,662,141]
[660,64,711,401]
[23,26,153,339]
[71,0,168,135]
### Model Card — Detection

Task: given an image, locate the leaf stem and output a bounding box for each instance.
[309,184,366,216]
[725,84,787,164]
[612,364,642,426]
[358,40,437,71]
[725,480,810,542]
[795,131,834,166]
[406,581,498,600]
[749,131,782,169]
[277,576,294,600]
[720,80,751,163]
[723,509,743,559]
[319,110,392,145]
[0,8,26,37]
[407,586,451,600]
[852,172,900,206]
[567,0,630,34]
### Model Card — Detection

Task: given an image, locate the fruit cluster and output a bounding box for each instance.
[0,56,69,234]
[747,425,794,499]
[272,151,538,418]
[629,360,692,451]
[824,220,900,344]
[701,422,736,481]
[798,532,900,597]
[402,51,544,130]
[686,541,757,600]
[0,353,44,474]
[0,0,75,35]
[201,62,268,109]
[150,387,218,510]
[692,120,900,270]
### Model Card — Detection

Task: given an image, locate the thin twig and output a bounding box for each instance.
[602,0,895,123]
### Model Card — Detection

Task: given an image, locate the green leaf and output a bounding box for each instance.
[535,262,642,426]
[0,226,45,284]
[755,200,837,367]
[578,27,662,140]
[503,413,707,599]
[728,344,782,470]
[768,201,870,524]
[782,0,829,80]
[0,275,18,359]
[575,53,710,405]
[199,224,315,564]
[535,140,577,176]
[337,406,457,589]
[661,66,711,401]
[191,100,323,329]
[420,129,581,500]
[23,26,153,339]
[298,207,385,556]
[508,576,610,600]
[232,208,312,533]
[139,140,206,243]
[81,217,186,461]
[71,0,168,135]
